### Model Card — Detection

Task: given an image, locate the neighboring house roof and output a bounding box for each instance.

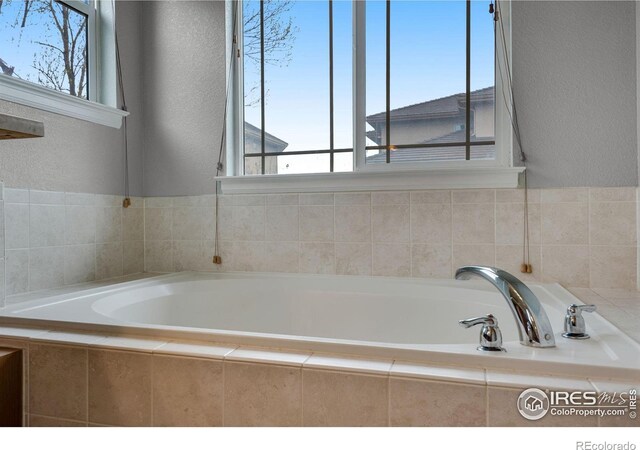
[366,129,495,163]
[366,86,494,124]
[244,122,289,153]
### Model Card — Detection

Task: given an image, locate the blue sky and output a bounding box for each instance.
[242,0,495,173]
[0,0,86,93]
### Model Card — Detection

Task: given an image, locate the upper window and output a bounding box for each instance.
[235,0,506,176]
[0,0,96,100]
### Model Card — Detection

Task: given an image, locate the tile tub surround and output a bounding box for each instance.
[3,188,144,301]
[144,187,639,290]
[0,326,637,427]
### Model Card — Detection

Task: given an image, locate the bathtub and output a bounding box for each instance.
[0,271,639,380]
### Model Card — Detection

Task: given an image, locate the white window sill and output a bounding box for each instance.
[0,74,127,129]
[217,166,525,194]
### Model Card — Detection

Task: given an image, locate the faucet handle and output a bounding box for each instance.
[459,314,506,352]
[562,304,597,340]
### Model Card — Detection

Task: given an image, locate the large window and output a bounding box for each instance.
[0,0,96,100]
[236,0,506,176]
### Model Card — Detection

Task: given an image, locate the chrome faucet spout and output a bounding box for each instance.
[455,266,556,348]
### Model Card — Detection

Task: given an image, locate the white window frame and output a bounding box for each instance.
[222,0,522,193]
[0,0,127,128]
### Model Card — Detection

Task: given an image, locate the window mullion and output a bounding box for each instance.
[385,0,391,164]
[353,0,366,171]
[465,0,471,160]
[329,0,334,173]
[260,0,266,175]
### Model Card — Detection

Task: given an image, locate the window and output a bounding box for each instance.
[233,0,511,178]
[0,0,124,128]
[0,0,95,100]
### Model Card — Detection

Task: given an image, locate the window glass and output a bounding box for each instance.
[242,0,352,175]
[0,0,89,99]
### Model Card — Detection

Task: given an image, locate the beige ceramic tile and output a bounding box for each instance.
[123,241,144,275]
[589,187,636,202]
[335,192,371,205]
[303,355,392,375]
[452,189,495,204]
[540,188,588,203]
[64,244,96,285]
[335,242,372,276]
[144,208,172,241]
[231,241,266,272]
[372,243,411,277]
[264,241,299,273]
[590,246,637,289]
[122,207,144,241]
[233,205,265,241]
[390,362,485,385]
[452,244,495,269]
[95,242,123,280]
[302,369,388,426]
[29,247,65,291]
[299,193,333,206]
[145,241,174,273]
[299,242,335,274]
[95,207,122,243]
[144,197,174,208]
[30,204,65,247]
[541,202,588,244]
[266,193,298,205]
[452,204,495,244]
[334,204,371,242]
[589,202,636,245]
[410,190,450,204]
[265,205,299,241]
[389,378,486,426]
[541,245,590,287]
[29,344,87,421]
[152,355,223,426]
[495,202,541,245]
[216,203,234,241]
[172,207,204,241]
[495,245,542,282]
[371,191,409,205]
[29,415,86,427]
[224,362,302,426]
[299,205,334,241]
[65,205,96,245]
[487,387,598,426]
[154,342,236,359]
[410,203,452,244]
[495,188,540,203]
[233,195,265,207]
[173,240,206,272]
[371,204,410,242]
[88,349,152,426]
[33,331,106,346]
[226,348,311,367]
[411,244,452,279]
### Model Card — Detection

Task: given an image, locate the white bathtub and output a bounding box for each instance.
[1,272,639,379]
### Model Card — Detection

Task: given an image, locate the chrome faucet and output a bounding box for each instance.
[455,266,556,348]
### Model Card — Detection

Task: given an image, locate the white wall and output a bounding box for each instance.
[142,0,226,197]
[512,0,637,187]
